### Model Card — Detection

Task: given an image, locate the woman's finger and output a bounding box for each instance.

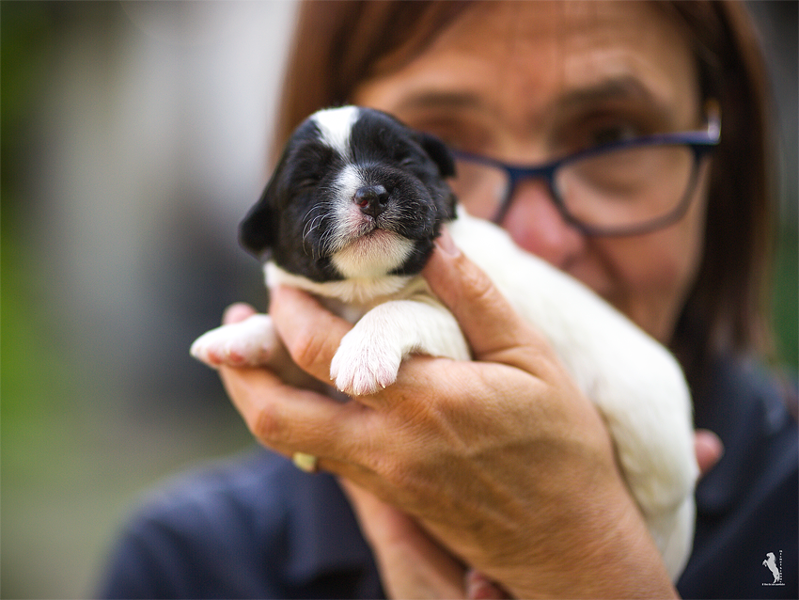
[422,230,559,378]
[268,284,353,384]
[340,479,468,598]
[694,429,724,477]
[465,570,511,600]
[218,363,368,466]
[222,302,258,325]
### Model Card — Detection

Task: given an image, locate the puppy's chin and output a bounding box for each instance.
[330,229,414,279]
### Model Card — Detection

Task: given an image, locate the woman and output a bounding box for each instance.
[100,2,797,598]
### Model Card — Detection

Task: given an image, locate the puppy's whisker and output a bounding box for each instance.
[320,227,343,257]
[302,216,320,253]
[302,204,333,260]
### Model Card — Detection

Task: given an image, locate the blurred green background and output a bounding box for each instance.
[1,2,796,598]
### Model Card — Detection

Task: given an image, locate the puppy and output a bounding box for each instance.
[191,106,698,580]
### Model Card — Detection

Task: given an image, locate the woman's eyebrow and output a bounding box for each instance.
[384,76,676,130]
[390,90,489,115]
[387,77,668,111]
[550,76,672,120]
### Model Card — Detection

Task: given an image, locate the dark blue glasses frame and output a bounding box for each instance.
[452,112,721,236]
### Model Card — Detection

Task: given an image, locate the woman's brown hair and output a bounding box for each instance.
[270,0,776,392]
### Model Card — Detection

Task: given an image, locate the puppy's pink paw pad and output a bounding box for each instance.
[190,315,278,369]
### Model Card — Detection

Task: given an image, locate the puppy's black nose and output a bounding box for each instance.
[354,185,389,218]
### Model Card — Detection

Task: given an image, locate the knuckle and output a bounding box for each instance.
[288,326,329,372]
[250,401,286,444]
[468,270,500,308]
[455,256,505,312]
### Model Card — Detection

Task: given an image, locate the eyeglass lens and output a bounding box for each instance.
[451,144,696,232]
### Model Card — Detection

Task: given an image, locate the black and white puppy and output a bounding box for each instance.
[191,106,698,580]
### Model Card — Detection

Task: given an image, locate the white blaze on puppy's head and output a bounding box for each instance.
[312,106,360,158]
[330,163,365,246]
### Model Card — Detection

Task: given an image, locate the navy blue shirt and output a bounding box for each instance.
[677,357,797,599]
[98,450,383,598]
[98,355,797,598]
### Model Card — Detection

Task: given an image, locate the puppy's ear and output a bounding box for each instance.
[239,182,276,258]
[240,138,299,256]
[242,154,294,258]
[418,132,456,179]
[416,131,459,222]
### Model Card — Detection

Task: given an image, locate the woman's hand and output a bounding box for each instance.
[343,429,723,599]
[342,478,519,599]
[218,235,678,598]
[219,287,724,599]
[694,429,724,475]
[219,304,505,599]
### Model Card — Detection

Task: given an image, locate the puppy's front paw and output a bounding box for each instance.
[190,314,277,368]
[330,328,403,396]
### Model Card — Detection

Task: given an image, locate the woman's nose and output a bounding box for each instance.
[499,179,586,269]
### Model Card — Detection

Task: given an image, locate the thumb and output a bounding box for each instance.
[694,429,724,477]
[339,479,468,598]
[222,302,257,325]
[422,229,554,371]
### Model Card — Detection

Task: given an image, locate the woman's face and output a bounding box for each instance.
[353,1,710,344]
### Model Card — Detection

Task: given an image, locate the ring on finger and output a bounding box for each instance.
[292,452,319,473]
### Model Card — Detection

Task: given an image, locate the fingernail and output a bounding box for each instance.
[695,429,724,475]
[465,570,507,600]
[435,227,461,257]
[223,302,255,325]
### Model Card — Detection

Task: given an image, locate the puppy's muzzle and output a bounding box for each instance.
[354,184,390,219]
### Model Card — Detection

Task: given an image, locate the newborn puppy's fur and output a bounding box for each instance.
[191,106,698,580]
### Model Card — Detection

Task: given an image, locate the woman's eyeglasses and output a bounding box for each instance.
[450,104,721,237]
